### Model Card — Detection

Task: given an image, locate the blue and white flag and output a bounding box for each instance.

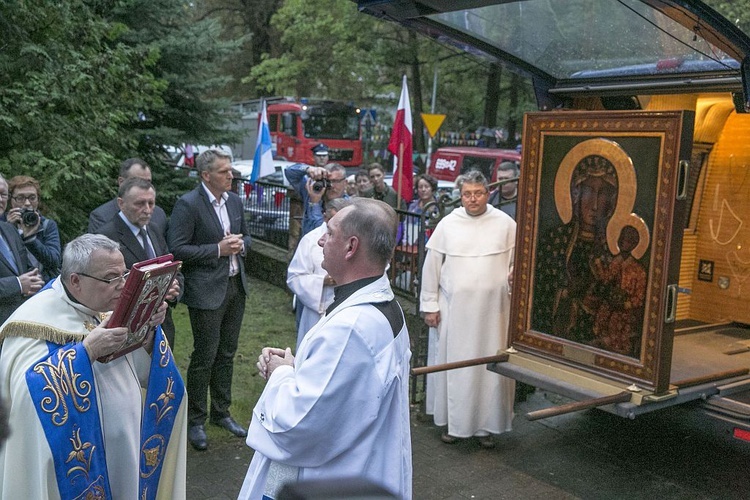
[251,99,275,183]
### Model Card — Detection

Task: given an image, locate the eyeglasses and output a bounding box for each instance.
[78,271,130,285]
[12,194,38,203]
[461,191,488,200]
[329,178,346,184]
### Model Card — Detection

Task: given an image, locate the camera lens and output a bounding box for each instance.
[21,209,39,227]
[312,179,331,193]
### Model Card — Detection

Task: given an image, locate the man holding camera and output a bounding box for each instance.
[284,150,349,238]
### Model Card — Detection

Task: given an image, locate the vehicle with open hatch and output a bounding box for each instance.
[356,0,750,443]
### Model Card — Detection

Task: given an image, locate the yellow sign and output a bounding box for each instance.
[421,113,446,138]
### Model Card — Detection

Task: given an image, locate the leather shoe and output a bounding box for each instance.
[212,416,247,437]
[188,425,208,451]
[441,432,458,444]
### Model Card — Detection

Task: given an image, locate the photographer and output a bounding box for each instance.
[4,176,61,282]
[284,161,349,238]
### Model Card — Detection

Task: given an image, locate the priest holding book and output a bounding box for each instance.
[0,233,187,499]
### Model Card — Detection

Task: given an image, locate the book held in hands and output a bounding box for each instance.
[98,254,182,363]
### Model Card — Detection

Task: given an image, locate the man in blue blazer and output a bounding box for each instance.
[167,149,252,451]
[96,177,183,348]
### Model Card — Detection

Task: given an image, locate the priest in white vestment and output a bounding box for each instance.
[0,234,187,499]
[286,198,351,349]
[240,199,412,499]
[420,170,516,448]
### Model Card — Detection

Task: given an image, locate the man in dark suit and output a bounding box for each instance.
[167,148,252,451]
[96,177,182,348]
[0,175,44,325]
[88,158,168,234]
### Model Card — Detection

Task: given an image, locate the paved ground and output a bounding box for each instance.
[186,388,750,499]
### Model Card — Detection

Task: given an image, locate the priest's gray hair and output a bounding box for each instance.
[61,234,121,282]
[456,170,489,191]
[339,198,398,266]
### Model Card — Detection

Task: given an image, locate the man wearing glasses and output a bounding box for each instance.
[283,145,349,238]
[419,170,517,449]
[0,233,186,498]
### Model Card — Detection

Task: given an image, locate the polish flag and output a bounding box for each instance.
[388,75,413,204]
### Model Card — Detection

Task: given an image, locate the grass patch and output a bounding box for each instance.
[171,276,297,440]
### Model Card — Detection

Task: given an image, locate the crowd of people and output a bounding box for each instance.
[0,140,522,498]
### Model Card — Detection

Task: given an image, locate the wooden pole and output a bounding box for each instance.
[410,353,509,376]
[525,391,632,421]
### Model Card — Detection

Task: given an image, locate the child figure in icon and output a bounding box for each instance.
[591,224,647,357]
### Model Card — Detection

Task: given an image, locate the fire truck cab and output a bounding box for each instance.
[268,100,363,167]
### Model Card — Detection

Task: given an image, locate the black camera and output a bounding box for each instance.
[312,178,332,193]
[20,208,39,227]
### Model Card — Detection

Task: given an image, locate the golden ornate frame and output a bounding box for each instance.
[511,110,693,393]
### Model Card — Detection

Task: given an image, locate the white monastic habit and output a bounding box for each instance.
[239,275,412,499]
[0,278,187,499]
[420,205,516,438]
[286,223,333,348]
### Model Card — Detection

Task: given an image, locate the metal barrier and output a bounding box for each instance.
[236,177,291,249]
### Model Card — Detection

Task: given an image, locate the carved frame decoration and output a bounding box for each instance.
[511,110,693,393]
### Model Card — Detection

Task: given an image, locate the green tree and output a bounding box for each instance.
[246,0,533,155]
[0,1,159,240]
[0,0,242,240]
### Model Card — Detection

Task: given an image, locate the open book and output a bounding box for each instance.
[98,254,182,363]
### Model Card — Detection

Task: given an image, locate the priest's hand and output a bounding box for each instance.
[257,347,294,379]
[141,302,168,354]
[148,301,168,328]
[83,316,128,362]
[424,311,440,328]
[165,278,180,302]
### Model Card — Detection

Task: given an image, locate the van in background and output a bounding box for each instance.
[427,147,521,186]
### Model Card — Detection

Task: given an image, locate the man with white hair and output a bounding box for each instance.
[0,233,186,498]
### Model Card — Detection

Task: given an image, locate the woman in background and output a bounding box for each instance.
[4,175,61,282]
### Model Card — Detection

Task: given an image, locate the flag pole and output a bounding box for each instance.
[397,142,404,210]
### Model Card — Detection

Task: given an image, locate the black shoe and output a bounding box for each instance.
[188,425,208,451]
[211,416,247,437]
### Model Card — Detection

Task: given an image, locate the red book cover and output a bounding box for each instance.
[98,254,182,363]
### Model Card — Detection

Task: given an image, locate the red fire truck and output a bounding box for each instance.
[267,100,363,167]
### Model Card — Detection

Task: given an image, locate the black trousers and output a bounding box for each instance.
[186,274,246,426]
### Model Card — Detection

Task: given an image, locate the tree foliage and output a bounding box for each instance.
[0,0,241,240]
[245,0,534,147]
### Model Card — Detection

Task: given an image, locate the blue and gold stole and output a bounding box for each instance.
[26,326,184,499]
